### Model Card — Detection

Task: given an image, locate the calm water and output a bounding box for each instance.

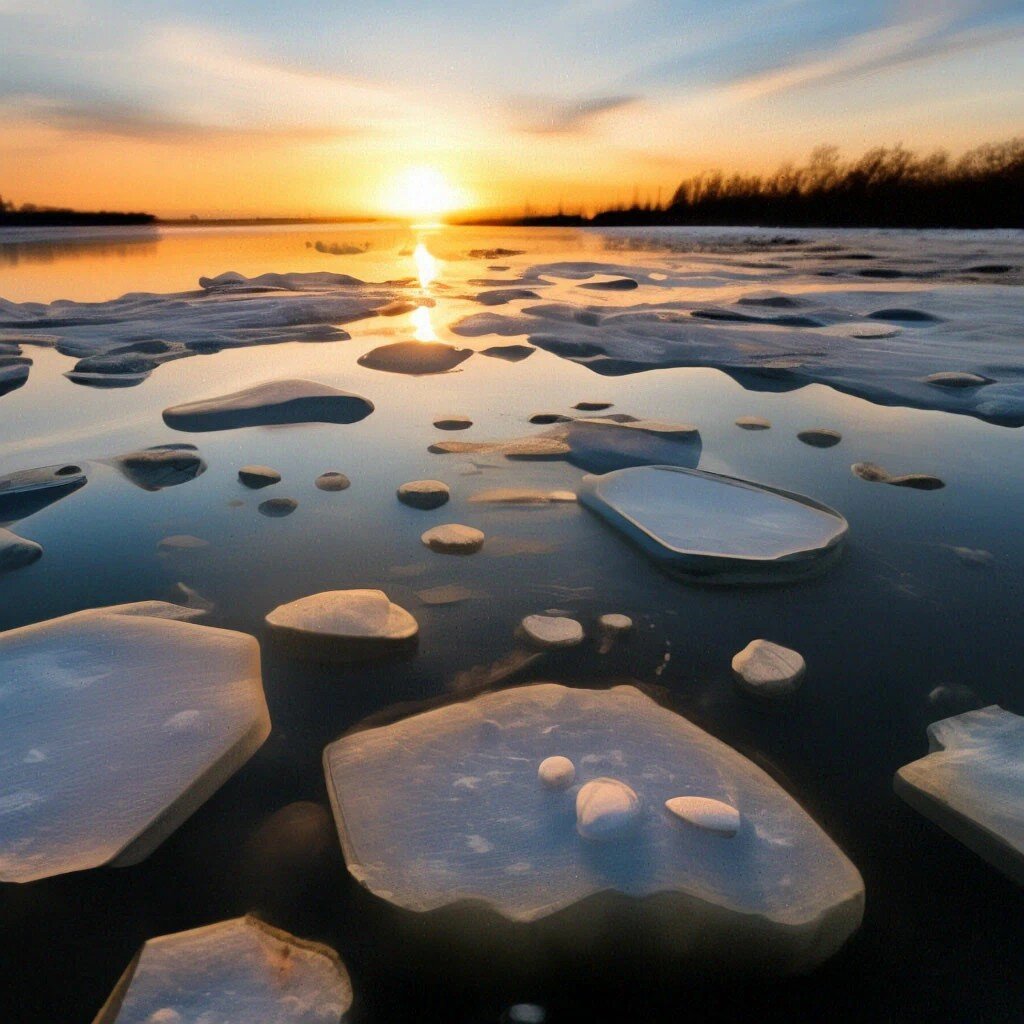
[0,223,1022,1022]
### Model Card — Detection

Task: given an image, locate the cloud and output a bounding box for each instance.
[511,94,641,134]
[725,11,1024,100]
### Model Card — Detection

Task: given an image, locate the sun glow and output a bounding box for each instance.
[383,166,466,221]
[413,242,439,290]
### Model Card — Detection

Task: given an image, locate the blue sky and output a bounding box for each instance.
[1,0,1021,214]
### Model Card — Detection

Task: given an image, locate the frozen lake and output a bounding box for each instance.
[0,222,1022,1022]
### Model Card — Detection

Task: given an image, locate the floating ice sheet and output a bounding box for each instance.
[93,915,352,1024]
[0,271,397,379]
[452,269,1024,425]
[578,465,847,583]
[323,684,863,972]
[0,605,268,883]
[895,706,1024,885]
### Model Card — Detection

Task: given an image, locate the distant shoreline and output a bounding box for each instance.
[0,214,380,229]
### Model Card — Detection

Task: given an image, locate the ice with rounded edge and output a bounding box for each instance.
[163,380,374,431]
[895,706,1024,885]
[578,465,847,583]
[265,589,418,662]
[323,684,864,972]
[0,605,268,883]
[92,915,352,1024]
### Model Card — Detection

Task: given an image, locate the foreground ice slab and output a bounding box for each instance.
[163,379,374,431]
[579,466,847,583]
[895,706,1024,885]
[323,684,864,972]
[0,271,397,379]
[93,915,352,1024]
[0,605,268,883]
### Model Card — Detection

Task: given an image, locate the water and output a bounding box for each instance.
[0,223,1022,1022]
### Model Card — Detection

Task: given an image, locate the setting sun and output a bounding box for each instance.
[381,166,467,221]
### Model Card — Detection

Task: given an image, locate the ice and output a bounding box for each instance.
[0,271,396,380]
[397,480,451,510]
[894,706,1024,884]
[110,445,206,491]
[578,465,848,583]
[163,380,374,432]
[0,527,42,573]
[265,589,418,663]
[0,605,268,883]
[323,684,864,972]
[93,915,352,1023]
[0,462,87,525]
[357,341,473,375]
[450,257,1024,425]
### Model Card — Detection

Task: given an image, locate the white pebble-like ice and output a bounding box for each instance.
[732,640,806,698]
[521,615,584,649]
[537,756,576,789]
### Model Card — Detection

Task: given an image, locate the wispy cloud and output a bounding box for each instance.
[511,94,640,134]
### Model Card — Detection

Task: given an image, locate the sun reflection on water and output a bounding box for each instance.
[413,242,439,291]
[411,304,437,341]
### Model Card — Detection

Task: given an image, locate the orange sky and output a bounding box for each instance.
[1,2,1022,218]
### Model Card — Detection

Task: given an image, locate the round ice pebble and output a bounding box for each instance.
[732,639,805,698]
[399,480,450,510]
[421,523,484,554]
[538,756,576,789]
[521,615,583,649]
[576,777,641,840]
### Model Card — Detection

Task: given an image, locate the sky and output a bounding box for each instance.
[1,0,1022,217]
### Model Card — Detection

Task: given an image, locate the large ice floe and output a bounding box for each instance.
[578,465,847,583]
[451,264,1024,425]
[0,271,397,383]
[895,706,1024,885]
[93,915,352,1024]
[0,604,268,883]
[163,380,374,431]
[323,684,864,973]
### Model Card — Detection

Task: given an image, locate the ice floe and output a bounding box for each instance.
[0,271,396,380]
[163,380,374,432]
[316,471,351,491]
[421,523,485,554]
[895,706,1024,884]
[579,466,848,583]
[266,589,418,663]
[0,462,87,524]
[93,915,352,1024]
[732,640,806,698]
[358,341,473,375]
[259,497,298,517]
[398,479,451,510]
[110,444,206,490]
[322,683,863,970]
[238,465,281,488]
[0,527,42,573]
[0,605,267,883]
[450,268,1024,425]
[520,614,584,649]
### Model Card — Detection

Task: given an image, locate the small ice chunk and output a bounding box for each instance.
[265,589,417,662]
[576,778,641,840]
[259,497,298,517]
[925,371,992,388]
[398,480,450,510]
[433,414,473,430]
[521,615,584,649]
[665,796,741,836]
[735,416,771,430]
[538,756,576,789]
[0,528,42,573]
[421,524,484,554]
[238,465,281,489]
[316,472,351,492]
[732,640,805,698]
[797,428,842,448]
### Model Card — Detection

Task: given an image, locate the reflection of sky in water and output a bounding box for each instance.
[0,223,1023,1022]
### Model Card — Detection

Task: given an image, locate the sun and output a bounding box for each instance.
[382,166,466,221]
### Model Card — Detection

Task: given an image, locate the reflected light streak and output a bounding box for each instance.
[413,242,439,290]
[411,304,437,341]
